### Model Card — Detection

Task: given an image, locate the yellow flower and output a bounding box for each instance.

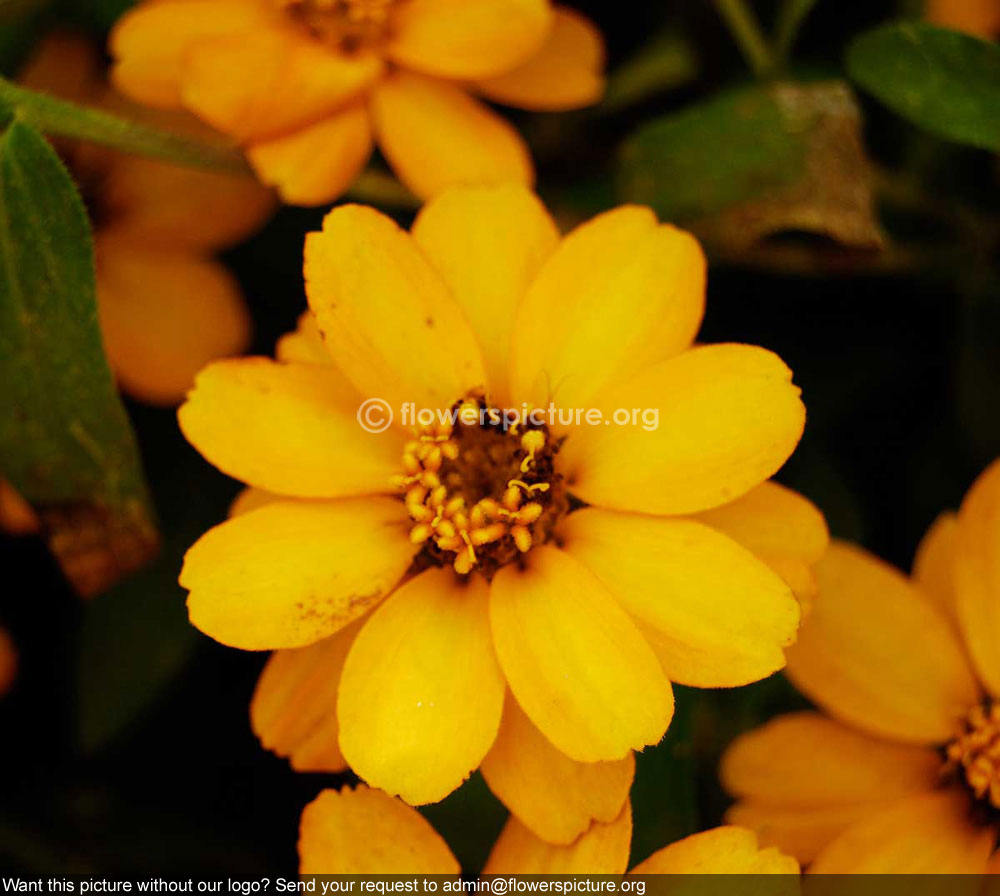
[178,184,819,825]
[108,0,605,205]
[926,0,1000,38]
[722,459,1000,873]
[297,784,800,875]
[20,32,274,405]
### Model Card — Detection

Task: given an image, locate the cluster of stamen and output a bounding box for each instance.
[391,398,564,577]
[277,0,399,50]
[944,701,1000,810]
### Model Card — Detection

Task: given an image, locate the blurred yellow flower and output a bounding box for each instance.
[108,0,605,204]
[297,784,800,875]
[722,459,1000,873]
[926,0,1000,38]
[178,184,819,821]
[20,33,274,405]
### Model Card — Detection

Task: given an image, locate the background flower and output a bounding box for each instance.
[109,0,605,204]
[20,32,274,405]
[722,460,1000,873]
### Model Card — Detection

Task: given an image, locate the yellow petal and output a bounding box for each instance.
[692,481,828,605]
[247,103,373,206]
[338,569,505,805]
[692,481,829,566]
[181,26,381,142]
[508,206,705,413]
[110,0,269,107]
[913,511,960,629]
[251,620,364,773]
[561,509,799,687]
[785,540,981,743]
[387,0,552,80]
[724,801,875,866]
[483,802,632,874]
[178,358,404,498]
[411,184,559,405]
[560,344,804,515]
[631,826,799,875]
[809,790,994,873]
[954,460,1000,695]
[480,695,634,845]
[180,497,413,650]
[229,487,279,518]
[95,239,250,406]
[476,7,605,110]
[721,712,940,808]
[101,155,273,251]
[371,71,533,200]
[275,312,333,366]
[304,204,486,409]
[299,785,459,874]
[489,545,673,762]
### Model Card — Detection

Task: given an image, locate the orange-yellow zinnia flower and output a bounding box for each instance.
[20,33,274,405]
[926,0,1000,38]
[297,784,800,875]
[108,0,605,205]
[722,459,1000,873]
[178,184,820,826]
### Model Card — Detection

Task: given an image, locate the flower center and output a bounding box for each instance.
[277,0,400,51]
[391,394,568,578]
[944,701,1000,811]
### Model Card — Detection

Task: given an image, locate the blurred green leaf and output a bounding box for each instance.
[618,80,884,258]
[421,773,506,874]
[0,120,158,595]
[84,0,136,31]
[630,688,698,867]
[78,540,198,752]
[0,77,250,173]
[602,29,698,111]
[846,22,1000,151]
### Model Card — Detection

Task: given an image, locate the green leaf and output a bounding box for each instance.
[846,22,1000,151]
[84,0,137,31]
[78,540,198,752]
[602,29,699,112]
[618,80,884,257]
[0,120,158,595]
[0,77,250,173]
[629,687,697,866]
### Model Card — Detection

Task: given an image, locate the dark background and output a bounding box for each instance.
[1,0,998,876]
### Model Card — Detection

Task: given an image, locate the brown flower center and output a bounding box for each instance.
[944,701,1000,811]
[277,0,400,51]
[391,394,568,578]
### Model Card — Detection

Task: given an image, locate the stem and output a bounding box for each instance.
[345,168,420,209]
[0,77,251,175]
[774,0,819,63]
[711,0,776,77]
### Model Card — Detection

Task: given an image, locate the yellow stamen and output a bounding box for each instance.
[945,701,1000,809]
